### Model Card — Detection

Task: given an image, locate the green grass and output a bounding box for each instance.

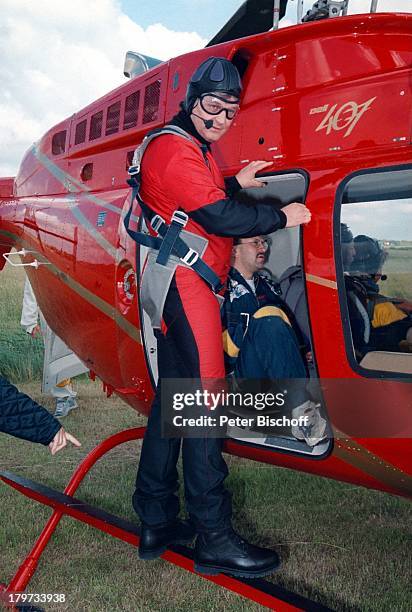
[382,248,412,301]
[1,384,412,612]
[0,266,43,382]
[1,263,412,611]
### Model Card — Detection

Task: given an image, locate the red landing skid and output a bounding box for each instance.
[0,428,332,612]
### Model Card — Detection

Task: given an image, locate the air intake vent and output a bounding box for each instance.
[52,130,66,155]
[123,91,140,130]
[90,111,103,140]
[143,80,161,124]
[74,119,87,145]
[106,101,121,136]
[81,163,93,182]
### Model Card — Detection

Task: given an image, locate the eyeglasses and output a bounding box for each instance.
[199,94,240,120]
[237,239,271,251]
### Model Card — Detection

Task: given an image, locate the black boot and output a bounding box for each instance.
[194,527,280,578]
[139,519,196,560]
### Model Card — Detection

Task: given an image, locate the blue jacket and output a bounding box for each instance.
[0,376,61,445]
[222,267,304,371]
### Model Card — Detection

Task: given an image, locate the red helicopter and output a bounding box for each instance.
[1,0,411,608]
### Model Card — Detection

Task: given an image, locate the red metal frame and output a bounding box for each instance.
[0,428,331,611]
[2,427,145,595]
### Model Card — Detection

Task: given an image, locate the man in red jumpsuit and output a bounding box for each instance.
[132,57,311,577]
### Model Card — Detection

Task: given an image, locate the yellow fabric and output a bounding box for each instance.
[222,306,291,357]
[372,302,407,328]
[253,305,291,326]
[222,329,240,357]
[56,378,71,388]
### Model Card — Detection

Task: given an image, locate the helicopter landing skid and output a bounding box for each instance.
[0,428,332,611]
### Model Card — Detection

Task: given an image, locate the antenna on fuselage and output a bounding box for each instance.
[270,0,281,30]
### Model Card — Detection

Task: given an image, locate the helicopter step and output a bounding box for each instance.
[1,469,334,612]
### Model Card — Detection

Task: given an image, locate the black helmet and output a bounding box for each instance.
[340,223,354,244]
[184,57,242,113]
[351,235,386,274]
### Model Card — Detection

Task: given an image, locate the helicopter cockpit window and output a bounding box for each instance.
[339,168,412,375]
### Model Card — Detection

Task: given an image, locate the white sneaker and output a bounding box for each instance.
[54,397,78,418]
[291,401,327,446]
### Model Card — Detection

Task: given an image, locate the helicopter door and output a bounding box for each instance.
[226,171,330,457]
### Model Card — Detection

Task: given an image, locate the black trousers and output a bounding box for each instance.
[132,273,232,531]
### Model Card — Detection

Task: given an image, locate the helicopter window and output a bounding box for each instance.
[74,119,87,145]
[89,110,103,141]
[236,172,307,277]
[339,168,412,374]
[105,101,121,136]
[123,91,140,130]
[143,80,161,124]
[235,172,306,209]
[51,130,66,155]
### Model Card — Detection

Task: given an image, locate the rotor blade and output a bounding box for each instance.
[206,0,289,47]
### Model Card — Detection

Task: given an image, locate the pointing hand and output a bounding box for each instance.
[49,428,81,455]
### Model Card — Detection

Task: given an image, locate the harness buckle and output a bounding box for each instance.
[171,210,188,227]
[181,248,199,267]
[128,164,140,176]
[151,214,165,234]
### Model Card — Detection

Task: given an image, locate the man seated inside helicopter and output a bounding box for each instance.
[221,235,327,447]
[341,225,412,359]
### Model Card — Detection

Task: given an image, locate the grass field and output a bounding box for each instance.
[382,248,412,301]
[0,266,43,382]
[1,264,412,612]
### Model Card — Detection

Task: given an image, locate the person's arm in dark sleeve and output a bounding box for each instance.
[0,376,61,446]
[189,197,287,237]
[224,176,242,199]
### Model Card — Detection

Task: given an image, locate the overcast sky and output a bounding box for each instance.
[0,0,408,176]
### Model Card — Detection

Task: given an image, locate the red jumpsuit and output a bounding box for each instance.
[133,121,287,530]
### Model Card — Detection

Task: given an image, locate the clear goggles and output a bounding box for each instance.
[237,238,272,251]
[199,94,240,120]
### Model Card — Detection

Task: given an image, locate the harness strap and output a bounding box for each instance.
[123,179,161,250]
[125,173,223,293]
[148,205,222,292]
[156,209,188,266]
